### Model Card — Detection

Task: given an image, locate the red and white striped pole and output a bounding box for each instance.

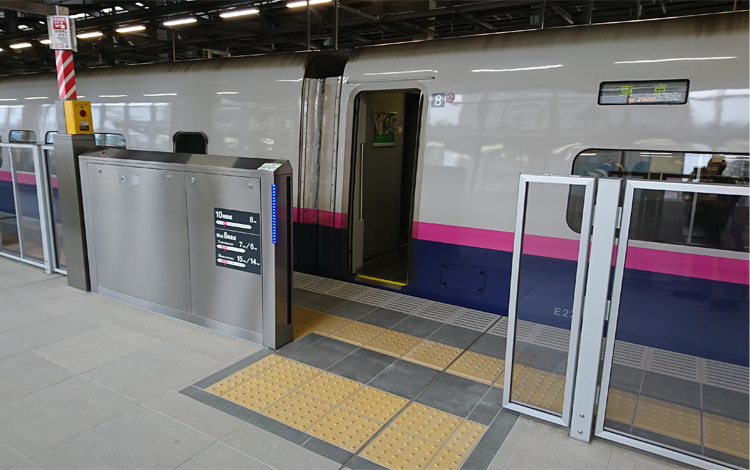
[55,50,76,99]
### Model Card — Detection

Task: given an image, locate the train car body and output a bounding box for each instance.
[0,13,747,366]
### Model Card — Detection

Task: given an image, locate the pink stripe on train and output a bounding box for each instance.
[0,171,39,186]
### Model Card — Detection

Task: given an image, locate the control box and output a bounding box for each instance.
[63,100,94,134]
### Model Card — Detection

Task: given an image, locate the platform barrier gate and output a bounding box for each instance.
[506,175,749,470]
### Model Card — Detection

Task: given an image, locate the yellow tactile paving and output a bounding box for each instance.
[307,407,384,452]
[604,389,637,425]
[362,426,441,470]
[222,376,292,412]
[262,391,334,431]
[329,322,386,346]
[297,370,363,405]
[445,420,487,455]
[426,447,467,469]
[446,352,504,385]
[205,369,254,395]
[634,396,701,445]
[703,412,750,459]
[506,366,565,414]
[258,358,321,388]
[309,313,354,336]
[242,354,286,376]
[292,305,324,324]
[391,403,463,445]
[403,340,463,370]
[341,386,409,423]
[364,330,423,358]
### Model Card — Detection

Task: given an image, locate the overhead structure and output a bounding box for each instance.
[0,0,746,75]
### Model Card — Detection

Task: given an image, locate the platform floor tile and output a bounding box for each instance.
[634,396,701,445]
[258,358,321,388]
[329,321,385,346]
[511,368,566,414]
[446,351,504,385]
[426,447,467,469]
[297,370,363,405]
[341,386,409,423]
[444,420,487,455]
[363,330,423,358]
[391,402,463,445]
[205,369,254,395]
[222,376,292,412]
[604,389,638,425]
[310,313,355,336]
[262,391,334,431]
[242,354,286,375]
[361,427,441,470]
[403,340,463,370]
[703,412,750,459]
[307,407,384,452]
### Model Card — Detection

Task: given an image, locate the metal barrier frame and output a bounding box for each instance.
[40,144,65,274]
[503,174,596,426]
[595,179,750,470]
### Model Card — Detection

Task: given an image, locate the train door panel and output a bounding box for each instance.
[350,89,422,286]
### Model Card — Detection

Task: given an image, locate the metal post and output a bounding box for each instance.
[32,145,56,273]
[539,0,546,29]
[334,0,339,50]
[569,178,621,442]
[307,0,311,50]
[587,0,594,24]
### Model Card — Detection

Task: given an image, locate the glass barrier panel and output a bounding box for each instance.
[0,147,20,256]
[45,149,65,269]
[11,147,44,262]
[604,189,749,468]
[509,182,581,416]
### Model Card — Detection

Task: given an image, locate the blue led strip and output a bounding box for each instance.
[271,184,277,245]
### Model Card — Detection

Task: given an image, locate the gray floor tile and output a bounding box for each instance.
[607,444,691,469]
[299,294,348,312]
[192,349,273,390]
[357,308,409,329]
[640,372,701,408]
[630,427,701,458]
[367,359,438,399]
[702,384,749,421]
[0,376,137,456]
[468,334,507,359]
[0,336,24,360]
[390,316,443,338]
[8,458,39,470]
[14,278,81,301]
[275,333,324,358]
[84,342,221,402]
[221,424,339,469]
[0,269,58,290]
[0,314,106,351]
[608,364,644,394]
[513,343,567,373]
[292,288,320,306]
[0,440,24,469]
[33,324,158,374]
[177,442,273,470]
[145,390,244,440]
[462,409,519,470]
[328,301,378,320]
[289,337,358,370]
[416,373,490,418]
[704,447,749,469]
[0,301,66,333]
[302,437,354,465]
[117,310,196,341]
[427,324,482,349]
[348,456,390,470]
[327,348,397,384]
[488,416,532,470]
[467,386,505,426]
[0,351,74,405]
[28,405,214,470]
[167,327,263,363]
[0,288,39,312]
[51,294,145,325]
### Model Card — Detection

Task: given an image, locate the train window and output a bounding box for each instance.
[568,150,749,252]
[8,130,36,143]
[45,131,57,144]
[173,131,208,154]
[95,133,126,149]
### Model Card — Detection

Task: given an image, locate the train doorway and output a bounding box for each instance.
[349,90,422,287]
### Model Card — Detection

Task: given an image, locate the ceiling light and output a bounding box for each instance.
[77,31,103,39]
[163,18,197,26]
[18,25,31,30]
[10,43,32,49]
[40,39,51,45]
[99,94,128,98]
[287,0,331,8]
[143,93,177,96]
[217,91,239,94]
[135,2,144,6]
[220,8,260,18]
[25,96,48,100]
[116,25,146,33]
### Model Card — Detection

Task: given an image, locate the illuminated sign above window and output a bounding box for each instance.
[598,80,689,105]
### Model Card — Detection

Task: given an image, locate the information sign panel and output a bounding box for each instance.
[598,80,689,105]
[47,15,77,51]
[214,207,261,274]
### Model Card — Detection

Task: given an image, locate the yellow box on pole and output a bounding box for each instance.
[63,100,93,134]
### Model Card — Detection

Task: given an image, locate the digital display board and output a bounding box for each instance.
[598,80,689,105]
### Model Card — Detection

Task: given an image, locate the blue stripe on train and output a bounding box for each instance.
[0,180,41,219]
[295,224,749,367]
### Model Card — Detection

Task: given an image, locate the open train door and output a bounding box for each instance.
[349,89,422,287]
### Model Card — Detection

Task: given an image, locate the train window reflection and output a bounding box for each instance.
[568,149,749,252]
[8,130,36,143]
[95,133,126,149]
[173,131,208,154]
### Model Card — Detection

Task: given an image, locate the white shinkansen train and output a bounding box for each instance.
[0,12,747,367]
